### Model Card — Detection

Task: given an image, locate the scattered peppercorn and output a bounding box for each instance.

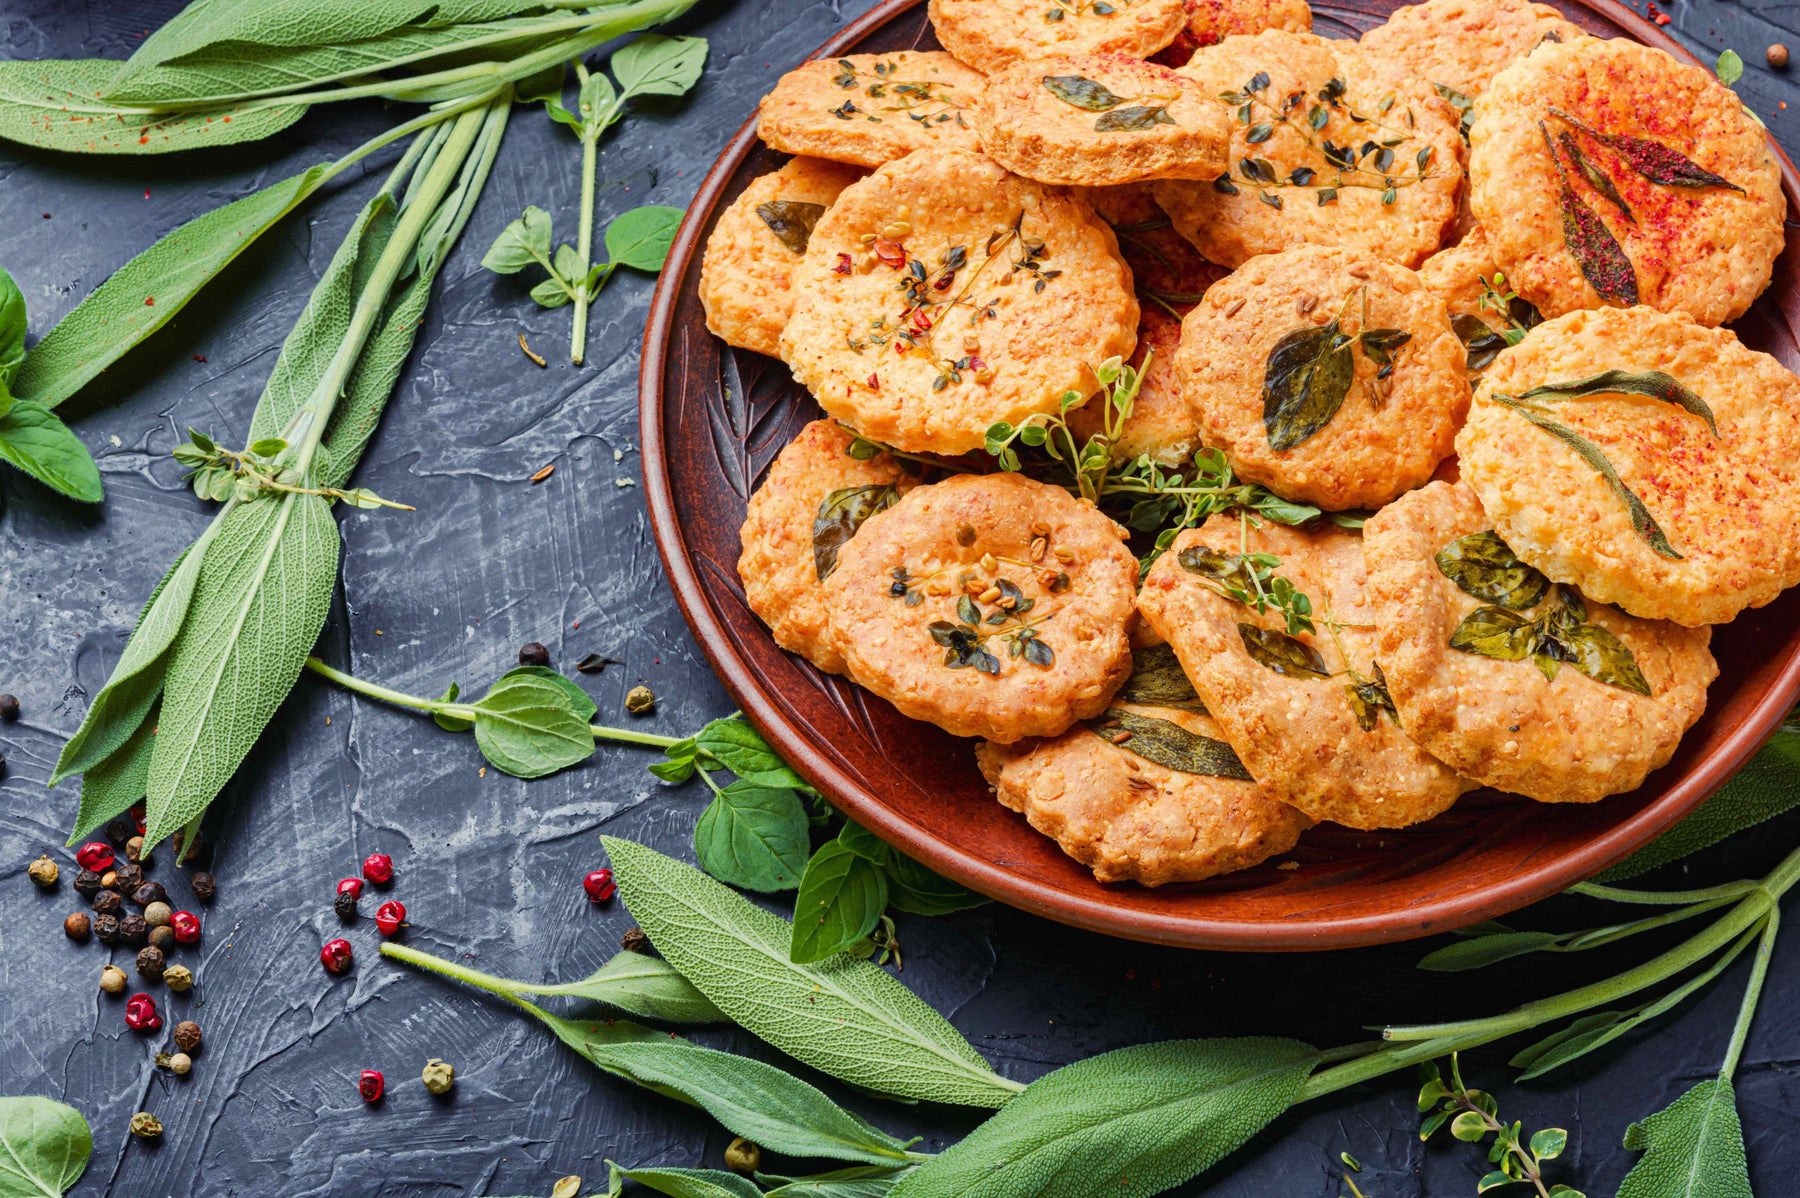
[724,1138,762,1173]
[171,910,201,945]
[359,1069,385,1103]
[65,911,92,940]
[0,694,18,721]
[94,914,120,945]
[129,1112,163,1139]
[518,642,551,667]
[126,835,151,866]
[125,992,161,1031]
[190,871,216,903]
[104,816,135,846]
[337,876,365,899]
[28,855,59,888]
[550,1178,581,1198]
[334,891,359,922]
[421,1058,455,1096]
[163,964,193,992]
[321,938,354,974]
[100,964,128,995]
[166,1052,192,1077]
[1770,43,1790,69]
[76,841,115,872]
[113,863,144,893]
[374,900,406,937]
[361,853,394,886]
[148,925,177,954]
[137,945,166,982]
[92,890,123,916]
[624,685,656,714]
[119,913,149,946]
[74,869,102,898]
[173,1020,202,1053]
[132,881,169,907]
[620,927,651,955]
[583,868,616,903]
[144,901,173,928]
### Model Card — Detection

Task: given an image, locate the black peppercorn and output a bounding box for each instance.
[190,872,216,903]
[148,925,177,954]
[620,927,651,955]
[65,912,92,940]
[334,891,359,922]
[113,863,144,893]
[518,641,551,667]
[132,881,169,908]
[91,890,123,915]
[173,1020,202,1053]
[0,694,19,721]
[137,945,166,982]
[104,816,136,847]
[94,913,120,945]
[119,913,149,946]
[74,869,104,898]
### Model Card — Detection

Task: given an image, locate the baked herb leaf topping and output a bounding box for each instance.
[1087,708,1254,779]
[1448,604,1540,661]
[1452,313,1511,373]
[929,621,1000,675]
[1450,587,1651,695]
[1179,545,1315,636]
[1042,74,1127,110]
[1514,368,1720,437]
[1238,622,1330,679]
[1547,105,1745,193]
[1557,129,1636,224]
[1345,663,1398,732]
[1262,320,1356,450]
[1434,530,1552,610]
[756,200,827,255]
[1540,120,1639,305]
[813,484,900,581]
[1095,104,1177,132]
[1117,643,1210,713]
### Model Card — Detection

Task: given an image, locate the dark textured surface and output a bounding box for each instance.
[0,1,1796,1195]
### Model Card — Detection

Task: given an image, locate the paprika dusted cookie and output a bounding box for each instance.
[931,0,1188,73]
[700,157,866,357]
[974,697,1311,885]
[738,420,917,674]
[1470,37,1784,326]
[1363,482,1715,803]
[1068,305,1194,465]
[1137,519,1472,829]
[757,52,984,169]
[1155,0,1313,66]
[1177,245,1468,509]
[1416,223,1540,374]
[1456,306,1800,627]
[780,148,1139,455]
[973,55,1230,186]
[1152,31,1465,269]
[1359,0,1581,99]
[823,472,1137,743]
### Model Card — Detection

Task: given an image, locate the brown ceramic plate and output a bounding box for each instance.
[639,0,1800,950]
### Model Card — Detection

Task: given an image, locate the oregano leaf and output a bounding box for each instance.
[1262,319,1355,451]
[604,205,685,272]
[0,1096,92,1197]
[610,34,709,99]
[694,782,811,892]
[791,840,889,964]
[470,666,598,778]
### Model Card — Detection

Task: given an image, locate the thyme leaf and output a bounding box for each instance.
[1086,708,1253,779]
[1345,663,1398,732]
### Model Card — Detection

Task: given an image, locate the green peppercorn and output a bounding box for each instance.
[163,964,194,992]
[173,1021,201,1053]
[129,1112,162,1139]
[421,1058,455,1095]
[724,1137,761,1173]
[28,855,59,888]
[144,901,173,928]
[136,945,166,982]
[625,685,656,714]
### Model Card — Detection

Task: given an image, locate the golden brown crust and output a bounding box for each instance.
[973,55,1230,186]
[1073,182,1230,306]
[1136,519,1472,828]
[1362,481,1716,802]
[1359,0,1583,98]
[1155,0,1312,65]
[1068,305,1196,465]
[1152,31,1465,269]
[975,703,1312,884]
[1456,305,1800,626]
[1470,37,1785,326]
[738,420,917,673]
[699,158,867,357]
[931,0,1188,73]
[780,148,1139,455]
[1176,245,1469,509]
[1418,221,1501,329]
[757,52,985,168]
[824,473,1137,742]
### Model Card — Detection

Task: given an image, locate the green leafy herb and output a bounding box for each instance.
[482,202,682,324]
[1239,622,1331,678]
[881,852,987,917]
[497,950,726,1024]
[814,484,900,581]
[1716,49,1745,87]
[1453,314,1513,373]
[0,1097,92,1198]
[694,782,812,892]
[1261,320,1355,450]
[1178,544,1315,636]
[1449,604,1539,660]
[792,840,891,963]
[1434,530,1551,610]
[1617,1077,1751,1198]
[610,1165,760,1198]
[1548,106,1744,194]
[1513,369,1719,437]
[1447,582,1650,694]
[757,199,828,255]
[760,1165,912,1197]
[1558,129,1634,223]
[173,430,412,511]
[0,397,103,503]
[1115,643,1209,712]
[1540,119,1639,305]
[1041,74,1127,110]
[66,705,158,845]
[1345,664,1398,732]
[1094,105,1176,132]
[1436,82,1475,139]
[1418,1056,1582,1197]
[1086,708,1253,779]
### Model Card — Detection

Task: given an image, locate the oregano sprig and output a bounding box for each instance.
[1418,1055,1581,1197]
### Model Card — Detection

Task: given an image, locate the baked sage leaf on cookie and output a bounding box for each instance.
[1238,623,1330,679]
[1087,708,1254,779]
[1449,584,1651,696]
[1539,119,1639,305]
[1557,130,1635,223]
[1042,74,1128,111]
[1452,313,1511,373]
[1262,320,1355,450]
[1514,368,1719,437]
[1116,644,1210,713]
[1434,530,1552,610]
[1095,105,1176,132]
[756,200,828,256]
[814,483,900,581]
[1548,105,1745,193]
[1345,664,1398,732]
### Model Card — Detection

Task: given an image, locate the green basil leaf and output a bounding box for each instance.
[0,1096,92,1197]
[1262,318,1355,451]
[1553,621,1652,695]
[694,783,812,892]
[693,717,812,790]
[791,840,889,964]
[1617,1077,1751,1198]
[0,400,102,502]
[610,1165,762,1198]
[1541,119,1639,305]
[530,276,575,308]
[1448,604,1539,661]
[882,853,988,916]
[470,665,597,778]
[577,69,620,130]
[552,242,585,285]
[1115,643,1209,712]
[610,34,709,99]
[605,204,685,272]
[1238,623,1329,678]
[433,681,473,732]
[814,484,900,581]
[887,1039,1318,1198]
[758,200,829,256]
[1515,369,1719,437]
[1094,105,1176,132]
[1086,708,1252,779]
[1041,74,1126,111]
[510,950,726,1024]
[1433,530,1551,610]
[66,704,158,845]
[482,205,556,274]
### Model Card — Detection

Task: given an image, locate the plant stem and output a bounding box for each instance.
[381,942,544,1016]
[1721,906,1780,1080]
[1569,879,1759,905]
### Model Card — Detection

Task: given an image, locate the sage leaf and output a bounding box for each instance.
[693,717,812,790]
[1514,369,1719,437]
[0,1096,92,1197]
[610,1165,762,1198]
[1448,605,1539,661]
[1557,130,1635,223]
[1041,75,1127,111]
[791,840,890,963]
[694,782,811,892]
[470,666,598,778]
[482,205,556,274]
[1086,708,1252,779]
[1555,621,1651,695]
[0,59,306,156]
[604,204,685,272]
[1549,107,1744,194]
[758,200,828,256]
[0,401,101,502]
[1094,105,1176,132]
[1541,120,1638,305]
[1508,1010,1629,1074]
[67,708,158,844]
[610,34,709,98]
[887,1038,1319,1198]
[603,837,1019,1106]
[1238,623,1329,678]
[882,853,988,917]
[1617,1077,1751,1198]
[1452,312,1510,373]
[1262,319,1354,451]
[1418,929,1563,972]
[813,484,900,581]
[1433,530,1550,610]
[1116,643,1208,712]
[511,951,726,1024]
[762,1167,910,1197]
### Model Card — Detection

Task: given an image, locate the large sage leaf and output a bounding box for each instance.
[611,1166,762,1198]
[603,837,1020,1107]
[1617,1077,1751,1198]
[1418,929,1565,973]
[1262,319,1354,451]
[0,400,102,502]
[791,840,889,963]
[1086,709,1252,779]
[506,950,726,1024]
[1041,75,1126,111]
[761,1167,910,1197]
[694,782,811,892]
[1094,106,1176,132]
[1557,130,1635,223]
[1515,369,1719,437]
[1452,312,1510,373]
[470,666,598,778]
[1238,623,1329,678]
[888,1038,1319,1198]
[0,59,307,156]
[0,1096,91,1197]
[757,200,827,256]
[1434,530,1549,610]
[813,484,899,581]
[1115,643,1208,712]
[1541,120,1638,305]
[1549,106,1744,194]
[67,708,158,844]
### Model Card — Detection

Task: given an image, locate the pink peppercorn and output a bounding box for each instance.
[374,901,406,937]
[125,992,161,1031]
[320,939,354,975]
[359,1069,384,1103]
[76,842,115,872]
[583,868,616,903]
[170,910,201,945]
[336,877,364,900]
[361,853,394,885]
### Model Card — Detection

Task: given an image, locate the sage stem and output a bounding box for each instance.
[1568,879,1759,906]
[1721,907,1780,1080]
[380,942,544,1016]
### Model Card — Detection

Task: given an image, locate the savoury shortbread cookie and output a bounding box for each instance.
[1152,31,1465,268]
[1360,0,1581,99]
[931,0,1189,73]
[738,420,917,673]
[1364,481,1716,802]
[975,697,1311,885]
[1417,223,1541,374]
[1155,0,1313,66]
[699,157,866,357]
[780,148,1139,455]
[824,472,1137,742]
[757,52,985,168]
[1456,305,1800,626]
[1067,306,1195,465]
[1471,37,1784,326]
[1137,519,1472,829]
[1177,245,1468,509]
[973,55,1230,186]
[1074,182,1230,305]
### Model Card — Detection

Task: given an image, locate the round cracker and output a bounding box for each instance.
[780,148,1138,455]
[973,55,1230,186]
[1068,305,1195,465]
[1359,0,1582,99]
[757,52,985,169]
[1417,223,1537,376]
[739,420,917,673]
[1154,0,1312,66]
[823,472,1137,743]
[700,157,866,358]
[1136,519,1472,829]
[1456,305,1800,626]
[1177,245,1469,509]
[1074,182,1230,306]
[1151,31,1465,269]
[931,0,1188,73]
[1470,37,1784,327]
[1363,481,1716,802]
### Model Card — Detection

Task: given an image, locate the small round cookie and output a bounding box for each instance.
[1456,305,1800,627]
[1363,481,1716,802]
[1471,37,1784,326]
[739,420,917,673]
[973,55,1231,186]
[1073,182,1230,306]
[1154,0,1313,66]
[1359,0,1582,99]
[1152,31,1465,269]
[975,699,1312,885]
[823,472,1137,743]
[1177,245,1469,509]
[780,148,1139,455]
[757,52,985,169]
[1417,224,1540,373]
[1068,305,1195,465]
[700,157,867,358]
[931,0,1188,73]
[1136,518,1473,829]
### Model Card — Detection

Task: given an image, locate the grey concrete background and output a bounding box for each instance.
[1,0,1797,1194]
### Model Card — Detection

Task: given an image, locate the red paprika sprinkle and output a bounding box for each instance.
[833,253,853,275]
[872,237,907,269]
[868,373,880,390]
